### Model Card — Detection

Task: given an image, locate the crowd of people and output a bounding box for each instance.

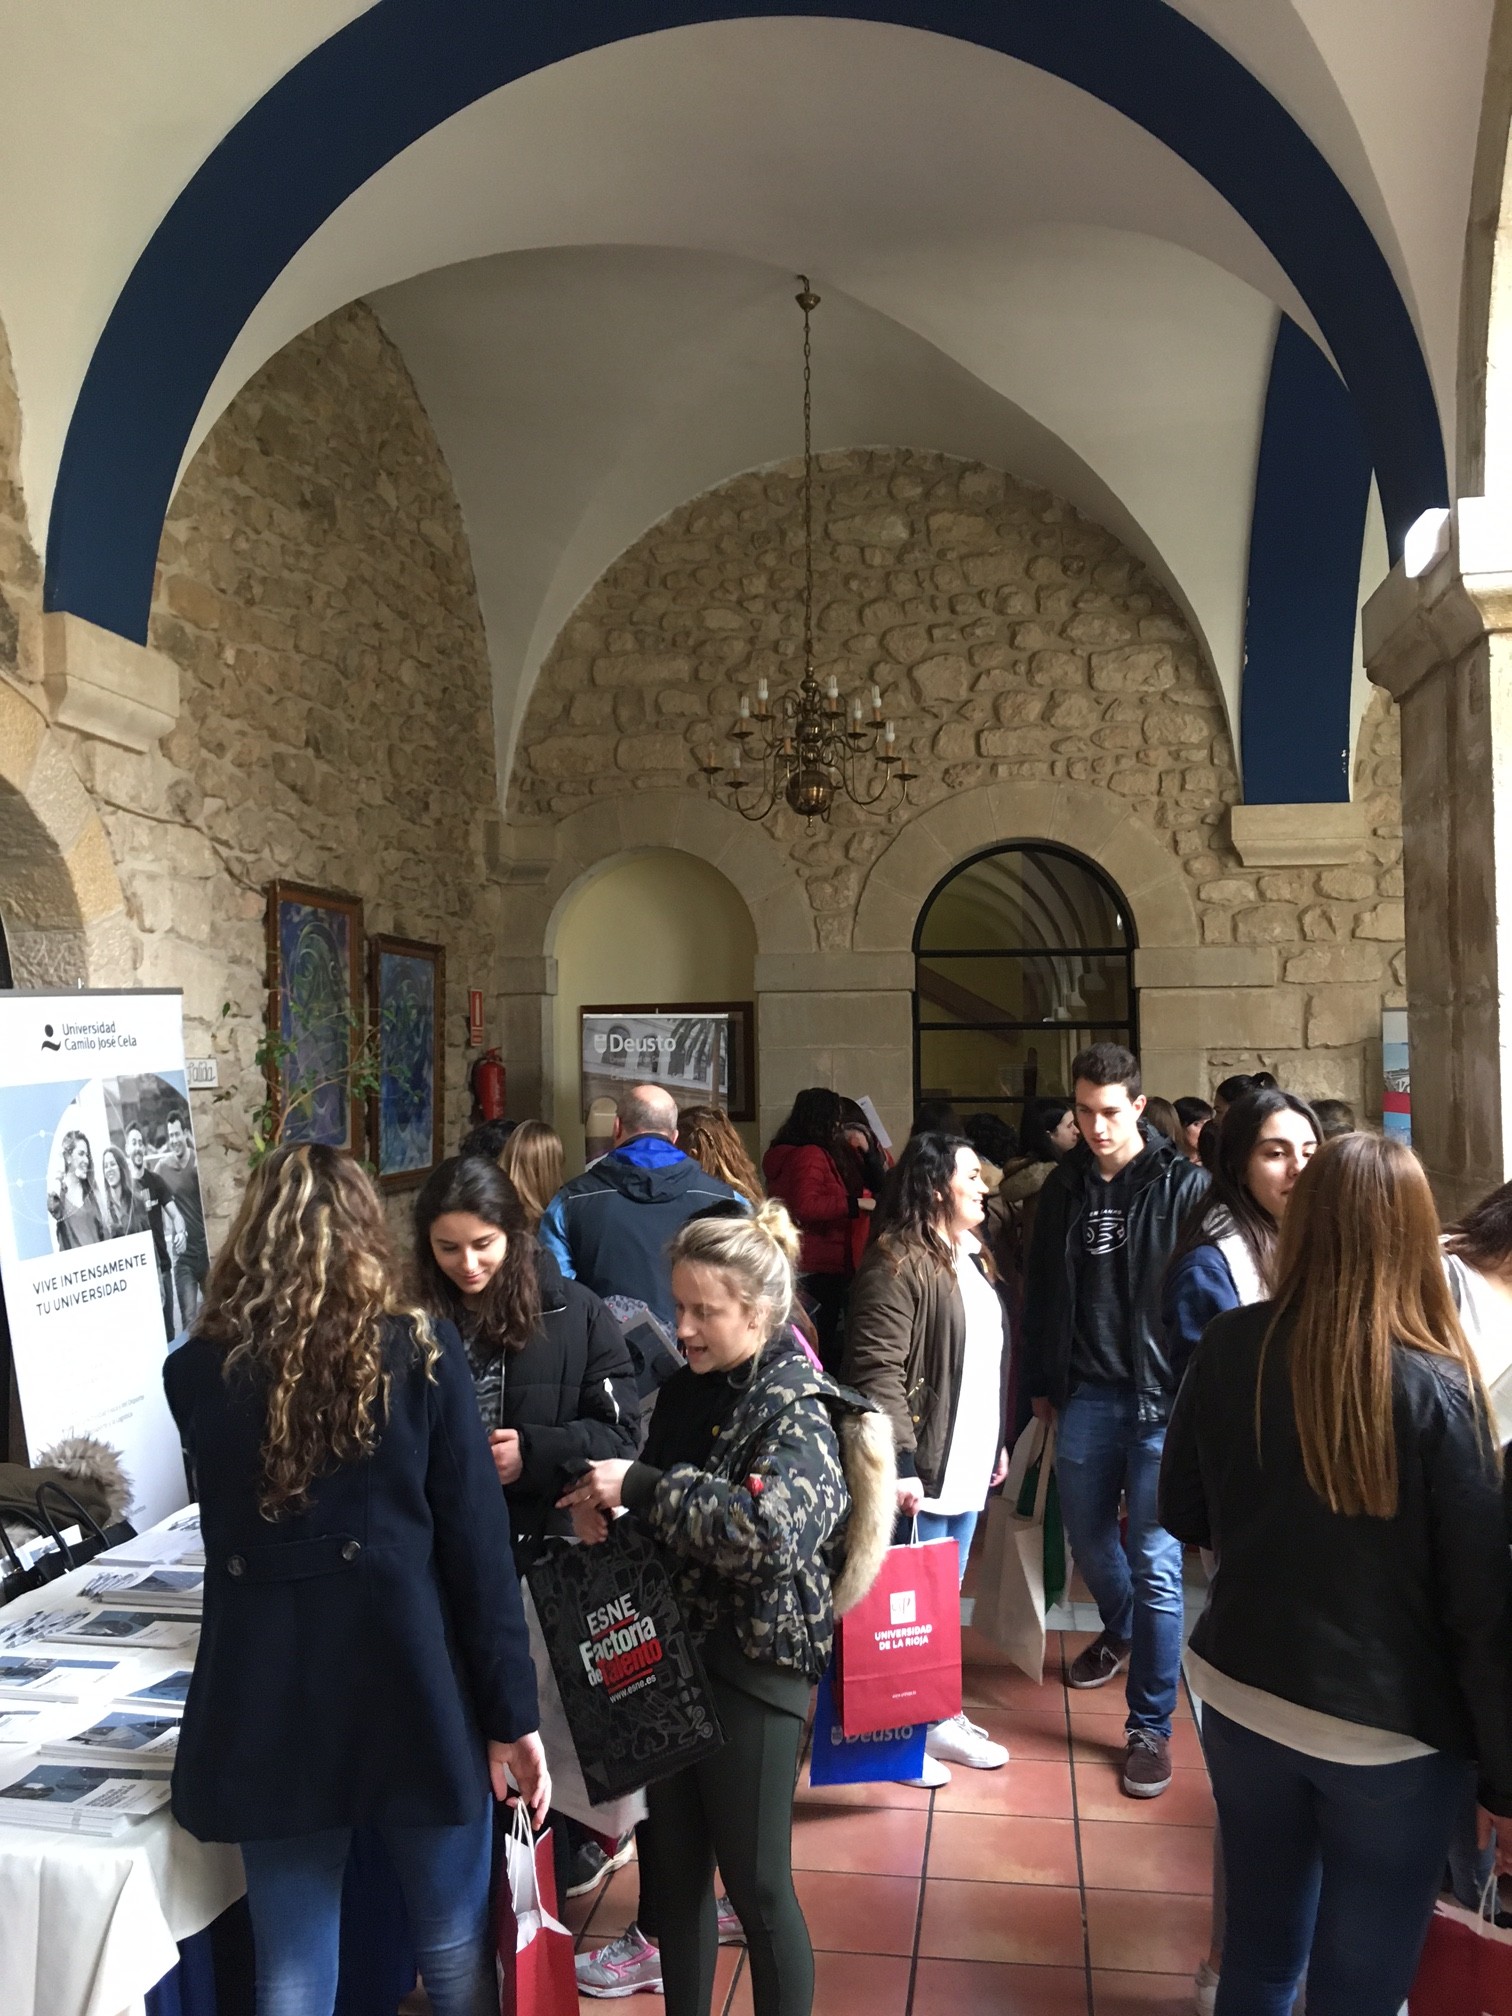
[157,1050,1512,2016]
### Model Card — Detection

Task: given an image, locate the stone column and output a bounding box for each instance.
[1363,498,1512,1215]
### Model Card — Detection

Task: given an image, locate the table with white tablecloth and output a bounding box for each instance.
[0,1535,245,2016]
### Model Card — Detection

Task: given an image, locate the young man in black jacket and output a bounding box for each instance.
[1022,1042,1207,1798]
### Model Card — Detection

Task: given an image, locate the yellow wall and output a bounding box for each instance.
[552,849,757,1175]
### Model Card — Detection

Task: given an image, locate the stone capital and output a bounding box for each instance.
[1364,496,1512,702]
[41,611,178,752]
[1227,802,1370,867]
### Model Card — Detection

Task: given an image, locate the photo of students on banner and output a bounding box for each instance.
[37,1074,209,1340]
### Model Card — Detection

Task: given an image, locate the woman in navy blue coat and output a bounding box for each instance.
[164,1143,547,2016]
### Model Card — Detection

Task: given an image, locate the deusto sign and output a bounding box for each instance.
[0,990,207,1530]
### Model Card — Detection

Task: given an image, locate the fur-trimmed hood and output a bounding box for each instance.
[832,1408,897,1615]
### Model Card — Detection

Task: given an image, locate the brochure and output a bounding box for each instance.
[0,1610,88,1653]
[80,1568,203,1614]
[115,1668,192,1715]
[41,1711,179,1770]
[99,1506,202,1571]
[40,1610,198,1651]
[0,1762,172,1834]
[0,1708,44,1744]
[0,1653,124,1700]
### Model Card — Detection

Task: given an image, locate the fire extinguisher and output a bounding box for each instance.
[469,1048,506,1124]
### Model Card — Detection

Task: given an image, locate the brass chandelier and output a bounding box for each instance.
[700,278,915,824]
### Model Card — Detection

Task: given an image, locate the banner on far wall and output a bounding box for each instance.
[0,991,208,1529]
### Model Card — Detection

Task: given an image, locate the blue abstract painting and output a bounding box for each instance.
[276,896,356,1148]
[375,946,440,1181]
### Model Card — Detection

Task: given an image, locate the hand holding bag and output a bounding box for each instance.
[834,1527,962,1736]
[972,1417,1065,1683]
[496,1804,578,2016]
[1408,1876,1512,2015]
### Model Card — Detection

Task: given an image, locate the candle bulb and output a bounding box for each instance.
[757,676,769,702]
[885,721,896,745]
[871,685,883,713]
[827,674,839,701]
[851,695,863,720]
[739,694,750,718]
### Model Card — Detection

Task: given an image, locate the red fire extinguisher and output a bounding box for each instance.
[469,1048,506,1123]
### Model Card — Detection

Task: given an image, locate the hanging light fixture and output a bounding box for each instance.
[700,278,916,824]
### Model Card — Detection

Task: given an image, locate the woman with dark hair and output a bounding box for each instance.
[762,1088,874,1367]
[1162,1088,1321,1382]
[413,1155,638,1570]
[1175,1096,1214,1164]
[994,1096,1077,1287]
[844,1132,1011,1784]
[165,1144,547,2016]
[1160,1134,1512,2015]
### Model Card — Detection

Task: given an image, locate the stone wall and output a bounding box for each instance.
[513,448,1404,1112]
[2,304,502,1243]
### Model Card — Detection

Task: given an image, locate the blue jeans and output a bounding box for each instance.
[1054,1383,1184,1737]
[1204,1707,1473,2016]
[240,1803,495,2016]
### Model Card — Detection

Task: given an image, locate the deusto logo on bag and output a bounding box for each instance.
[579,1593,665,1699]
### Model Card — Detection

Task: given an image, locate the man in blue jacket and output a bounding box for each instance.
[539,1084,748,1328]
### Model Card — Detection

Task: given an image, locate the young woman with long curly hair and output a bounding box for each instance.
[165,1142,547,2016]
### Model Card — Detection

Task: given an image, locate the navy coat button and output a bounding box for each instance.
[341,1540,361,1562]
[226,1555,246,1578]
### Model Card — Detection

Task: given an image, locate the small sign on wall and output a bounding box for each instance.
[186,1058,219,1090]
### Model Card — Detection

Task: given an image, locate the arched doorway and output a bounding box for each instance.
[913,843,1137,1128]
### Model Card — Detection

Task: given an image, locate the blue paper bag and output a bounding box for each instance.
[807,1666,927,1785]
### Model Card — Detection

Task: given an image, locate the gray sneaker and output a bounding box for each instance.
[576,1923,664,1998]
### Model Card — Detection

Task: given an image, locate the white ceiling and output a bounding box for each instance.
[0,2,1497,799]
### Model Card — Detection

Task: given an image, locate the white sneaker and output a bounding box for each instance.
[897,1751,951,1789]
[926,1711,1009,1769]
[1194,1958,1218,2015]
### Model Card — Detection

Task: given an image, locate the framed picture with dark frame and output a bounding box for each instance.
[265,881,365,1154]
[579,1001,755,1121]
[369,934,446,1189]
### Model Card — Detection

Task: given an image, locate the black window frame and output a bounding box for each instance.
[911,840,1138,1122]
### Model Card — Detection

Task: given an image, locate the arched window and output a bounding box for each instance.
[914,843,1136,1126]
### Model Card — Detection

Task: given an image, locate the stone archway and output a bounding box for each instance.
[0,683,128,986]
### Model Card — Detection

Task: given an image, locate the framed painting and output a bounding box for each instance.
[579,1001,755,1121]
[369,934,446,1189]
[265,882,365,1153]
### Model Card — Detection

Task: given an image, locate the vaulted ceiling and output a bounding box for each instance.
[0,0,1496,804]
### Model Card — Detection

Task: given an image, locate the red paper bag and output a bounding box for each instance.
[1409,1895,1512,2016]
[835,1535,962,1736]
[496,1808,577,2016]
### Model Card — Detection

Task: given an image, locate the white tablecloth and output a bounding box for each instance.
[0,1532,245,2016]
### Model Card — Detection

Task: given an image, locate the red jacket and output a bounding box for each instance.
[763,1143,864,1277]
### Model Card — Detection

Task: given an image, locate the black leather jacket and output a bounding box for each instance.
[1021,1128,1207,1421]
[1160,1302,1512,1813]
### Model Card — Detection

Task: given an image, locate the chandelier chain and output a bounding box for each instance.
[800,276,815,672]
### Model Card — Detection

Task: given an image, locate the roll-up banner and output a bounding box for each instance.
[0,991,208,1529]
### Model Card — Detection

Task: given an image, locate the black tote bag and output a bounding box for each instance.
[526,1521,724,1803]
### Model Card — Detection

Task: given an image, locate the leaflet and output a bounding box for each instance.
[0,1709,44,1744]
[0,1762,172,1834]
[41,1711,179,1770]
[39,1610,198,1650]
[115,1668,191,1715]
[0,1653,124,1700]
[80,1567,202,1613]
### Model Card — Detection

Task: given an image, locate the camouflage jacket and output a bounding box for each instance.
[621,1335,873,1680]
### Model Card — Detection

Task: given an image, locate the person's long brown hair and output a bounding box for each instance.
[498,1119,565,1229]
[412,1155,542,1361]
[197,1144,436,1518]
[677,1105,763,1206]
[1261,1132,1493,1517]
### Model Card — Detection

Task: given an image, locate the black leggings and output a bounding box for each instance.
[640,1678,811,2016]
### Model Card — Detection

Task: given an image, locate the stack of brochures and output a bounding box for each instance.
[40,1711,179,1770]
[0,1762,172,1834]
[0,1653,127,1700]
[0,1707,44,1745]
[115,1669,192,1715]
[38,1610,198,1651]
[81,1568,203,1615]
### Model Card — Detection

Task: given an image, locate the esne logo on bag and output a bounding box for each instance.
[579,1593,665,1698]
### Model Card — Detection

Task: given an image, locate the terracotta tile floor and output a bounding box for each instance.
[565,1630,1215,2015]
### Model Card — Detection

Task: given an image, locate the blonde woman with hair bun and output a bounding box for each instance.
[164,1142,548,2016]
[563,1196,895,2016]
